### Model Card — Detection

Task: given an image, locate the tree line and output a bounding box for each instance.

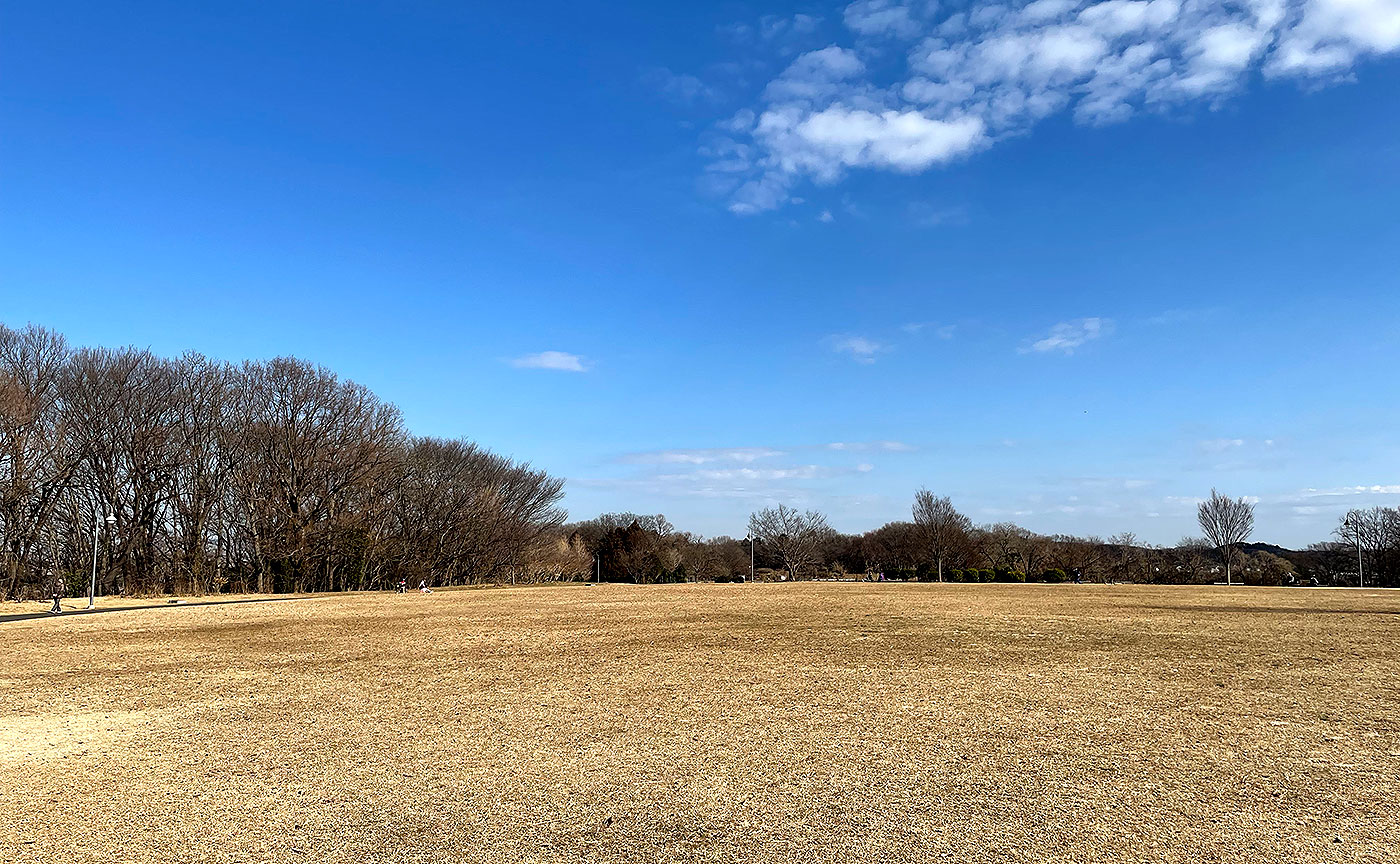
[1,324,566,599]
[6,321,1392,599]
[552,493,1395,588]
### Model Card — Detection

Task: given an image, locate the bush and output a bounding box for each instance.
[947,568,964,583]
[994,568,1026,583]
[1042,568,1067,584]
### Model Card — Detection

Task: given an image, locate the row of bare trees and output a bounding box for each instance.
[0,324,567,599]
[551,489,1367,587]
[1330,507,1400,587]
[735,489,1270,584]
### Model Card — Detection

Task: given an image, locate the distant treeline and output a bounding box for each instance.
[1,324,565,599]
[5,323,1394,599]
[559,505,1397,588]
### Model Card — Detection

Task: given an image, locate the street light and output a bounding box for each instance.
[745,535,754,583]
[88,512,115,610]
[1349,513,1365,589]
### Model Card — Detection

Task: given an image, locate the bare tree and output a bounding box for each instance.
[1197,489,1255,586]
[911,490,971,582]
[0,324,76,598]
[748,504,830,581]
[1108,532,1145,583]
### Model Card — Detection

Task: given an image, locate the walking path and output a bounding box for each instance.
[0,595,311,624]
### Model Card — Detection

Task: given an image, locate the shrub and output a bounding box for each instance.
[947,568,964,583]
[1042,568,1067,584]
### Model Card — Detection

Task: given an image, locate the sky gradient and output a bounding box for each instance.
[2,1,1397,546]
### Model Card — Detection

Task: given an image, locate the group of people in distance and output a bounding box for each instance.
[396,578,432,594]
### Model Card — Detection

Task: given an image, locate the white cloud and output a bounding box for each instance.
[1021,317,1113,354]
[828,440,917,451]
[1270,0,1400,75]
[1297,484,1400,498]
[756,105,985,182]
[711,0,1400,212]
[1200,437,1248,453]
[623,447,785,465]
[509,351,588,372]
[829,334,890,363]
[680,466,824,481]
[844,0,926,39]
[818,209,835,222]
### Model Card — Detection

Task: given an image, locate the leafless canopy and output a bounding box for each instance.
[911,490,971,582]
[0,323,568,598]
[747,503,831,581]
[1196,488,1255,585]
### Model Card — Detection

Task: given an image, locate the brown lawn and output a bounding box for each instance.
[2,583,1398,863]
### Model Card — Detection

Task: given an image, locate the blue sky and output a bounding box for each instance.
[2,0,1397,546]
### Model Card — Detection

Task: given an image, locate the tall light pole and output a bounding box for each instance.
[746,535,754,583]
[1350,513,1365,589]
[88,512,115,610]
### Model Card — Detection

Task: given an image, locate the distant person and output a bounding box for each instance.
[1072,568,1083,584]
[418,579,432,594]
[397,578,406,594]
[47,571,62,614]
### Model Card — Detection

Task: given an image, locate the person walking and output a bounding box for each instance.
[47,570,63,614]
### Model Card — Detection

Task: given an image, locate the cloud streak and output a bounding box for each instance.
[1021,317,1113,354]
[708,0,1400,212]
[621,447,785,465]
[829,334,889,363]
[509,351,588,372]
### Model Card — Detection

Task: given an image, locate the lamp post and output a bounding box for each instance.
[88,512,115,610]
[1350,513,1365,589]
[745,535,754,583]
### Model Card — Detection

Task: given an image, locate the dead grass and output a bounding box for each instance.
[2,583,1398,863]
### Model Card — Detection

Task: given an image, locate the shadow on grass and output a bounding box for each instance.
[0,595,314,624]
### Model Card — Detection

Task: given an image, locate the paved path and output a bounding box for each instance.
[0,595,312,624]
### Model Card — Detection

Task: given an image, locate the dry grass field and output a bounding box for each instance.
[2,583,1398,863]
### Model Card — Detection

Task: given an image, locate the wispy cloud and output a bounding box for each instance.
[1295,484,1400,498]
[1199,437,1247,453]
[621,447,784,465]
[828,440,916,452]
[719,13,824,55]
[642,67,721,105]
[845,0,924,39]
[669,466,825,482]
[708,0,1400,213]
[829,334,888,363]
[1021,317,1113,354]
[908,201,970,227]
[902,321,956,338]
[509,351,588,372]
